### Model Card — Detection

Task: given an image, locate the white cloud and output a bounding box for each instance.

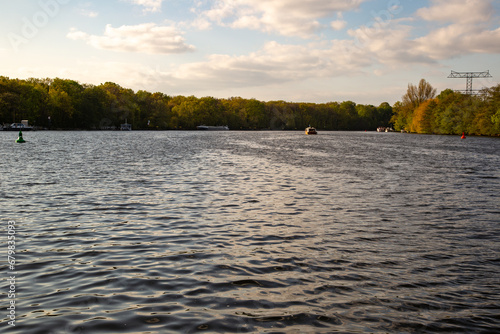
[79,9,99,18]
[331,20,347,31]
[127,0,164,13]
[338,4,500,66]
[9,58,382,103]
[410,0,500,61]
[76,2,99,18]
[414,25,500,60]
[15,61,160,91]
[167,40,370,91]
[199,0,367,37]
[341,21,431,66]
[67,23,195,55]
[62,1,500,94]
[85,11,99,18]
[353,2,499,63]
[190,17,212,30]
[416,0,493,24]
[330,12,347,31]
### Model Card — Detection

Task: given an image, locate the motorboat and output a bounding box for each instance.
[305,126,317,135]
[120,118,132,131]
[196,125,229,130]
[120,123,132,131]
[4,122,33,131]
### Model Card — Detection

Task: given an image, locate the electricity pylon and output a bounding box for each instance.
[448,70,492,95]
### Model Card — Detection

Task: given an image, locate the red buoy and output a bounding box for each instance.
[461,132,466,139]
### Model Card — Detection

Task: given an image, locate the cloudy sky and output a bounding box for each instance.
[1,0,499,104]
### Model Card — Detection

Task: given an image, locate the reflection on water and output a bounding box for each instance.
[1,131,499,333]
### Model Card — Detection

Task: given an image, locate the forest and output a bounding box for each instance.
[0,75,499,135]
[0,76,392,131]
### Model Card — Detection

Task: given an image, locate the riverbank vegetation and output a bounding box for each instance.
[0,76,392,130]
[391,79,500,136]
[0,75,499,135]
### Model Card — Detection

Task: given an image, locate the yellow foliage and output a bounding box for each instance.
[411,99,434,133]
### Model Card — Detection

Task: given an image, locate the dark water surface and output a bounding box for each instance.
[1,131,499,333]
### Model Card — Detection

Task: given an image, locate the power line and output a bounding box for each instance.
[447,70,492,95]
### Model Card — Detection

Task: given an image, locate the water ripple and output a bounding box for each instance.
[1,131,499,333]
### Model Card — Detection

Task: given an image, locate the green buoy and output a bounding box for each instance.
[16,130,26,143]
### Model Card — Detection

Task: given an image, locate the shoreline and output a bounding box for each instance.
[2,128,499,137]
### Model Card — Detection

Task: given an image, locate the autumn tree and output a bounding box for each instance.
[410,99,436,133]
[391,79,437,132]
[403,78,437,109]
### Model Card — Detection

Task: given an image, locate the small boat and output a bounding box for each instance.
[4,122,33,131]
[377,127,395,132]
[120,123,132,131]
[305,126,317,135]
[196,125,229,130]
[120,119,132,131]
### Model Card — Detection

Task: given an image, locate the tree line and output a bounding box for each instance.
[0,76,392,130]
[1,75,498,135]
[391,79,500,136]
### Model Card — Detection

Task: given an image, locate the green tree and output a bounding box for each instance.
[171,95,200,129]
[339,101,357,130]
[244,98,267,129]
[481,84,500,135]
[390,101,408,131]
[99,82,137,129]
[376,102,393,127]
[80,85,109,129]
[356,104,377,130]
[135,90,171,129]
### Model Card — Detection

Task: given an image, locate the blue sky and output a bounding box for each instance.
[1,0,500,105]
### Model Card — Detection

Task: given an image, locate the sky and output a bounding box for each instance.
[1,0,500,105]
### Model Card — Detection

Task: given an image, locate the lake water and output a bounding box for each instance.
[1,131,499,333]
